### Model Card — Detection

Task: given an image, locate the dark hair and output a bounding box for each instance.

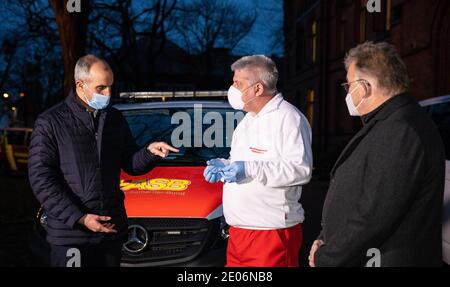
[344,41,410,94]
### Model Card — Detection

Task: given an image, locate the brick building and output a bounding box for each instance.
[283,0,450,171]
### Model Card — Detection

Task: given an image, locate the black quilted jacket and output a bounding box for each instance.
[28,92,158,245]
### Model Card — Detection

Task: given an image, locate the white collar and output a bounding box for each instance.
[250,93,283,118]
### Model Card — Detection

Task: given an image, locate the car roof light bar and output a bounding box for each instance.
[119,90,228,99]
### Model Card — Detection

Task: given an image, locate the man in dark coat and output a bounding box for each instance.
[28,55,178,267]
[309,42,445,267]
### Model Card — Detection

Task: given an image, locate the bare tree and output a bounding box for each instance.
[49,0,90,98]
[0,36,18,92]
[257,0,284,57]
[0,0,56,92]
[0,0,64,110]
[88,0,177,89]
[0,0,265,105]
[170,0,256,55]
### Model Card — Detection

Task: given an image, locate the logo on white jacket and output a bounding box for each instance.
[249,146,268,154]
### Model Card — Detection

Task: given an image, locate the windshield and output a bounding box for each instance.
[424,101,450,160]
[122,106,245,165]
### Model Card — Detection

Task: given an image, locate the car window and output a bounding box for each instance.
[425,101,450,160]
[123,107,245,165]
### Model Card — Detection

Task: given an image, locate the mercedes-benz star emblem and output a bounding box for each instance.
[123,225,149,253]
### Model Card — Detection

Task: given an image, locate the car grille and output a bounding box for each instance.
[121,218,218,266]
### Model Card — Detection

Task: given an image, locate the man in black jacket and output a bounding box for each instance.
[309,42,445,267]
[28,55,178,267]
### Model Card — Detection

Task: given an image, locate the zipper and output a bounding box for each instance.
[90,110,103,211]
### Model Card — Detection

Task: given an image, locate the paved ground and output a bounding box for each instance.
[0,171,329,267]
[0,172,40,266]
[298,178,329,266]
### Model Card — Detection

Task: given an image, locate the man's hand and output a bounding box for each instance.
[309,239,324,267]
[148,142,179,158]
[221,161,246,183]
[203,159,228,183]
[78,214,117,233]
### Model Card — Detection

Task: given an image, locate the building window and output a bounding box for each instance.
[306,89,315,127]
[306,21,318,65]
[311,21,318,63]
[372,0,390,32]
[385,0,392,30]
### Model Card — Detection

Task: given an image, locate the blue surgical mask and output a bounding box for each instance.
[82,84,110,110]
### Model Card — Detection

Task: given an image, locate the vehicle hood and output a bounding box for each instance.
[120,166,223,218]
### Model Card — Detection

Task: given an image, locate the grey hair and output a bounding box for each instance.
[231,55,279,93]
[74,54,111,82]
[344,41,410,94]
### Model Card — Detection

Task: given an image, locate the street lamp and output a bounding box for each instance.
[2,93,9,99]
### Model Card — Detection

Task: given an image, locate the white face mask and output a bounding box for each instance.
[345,83,365,116]
[227,84,258,110]
[227,86,245,110]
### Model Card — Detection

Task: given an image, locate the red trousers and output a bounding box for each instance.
[226,224,303,267]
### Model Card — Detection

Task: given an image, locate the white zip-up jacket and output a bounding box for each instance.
[223,93,313,230]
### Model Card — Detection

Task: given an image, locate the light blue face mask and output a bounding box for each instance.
[83,83,110,110]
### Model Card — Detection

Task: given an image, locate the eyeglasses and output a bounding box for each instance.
[341,79,369,93]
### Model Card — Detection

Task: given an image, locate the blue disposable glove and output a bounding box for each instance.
[221,161,246,183]
[203,166,222,183]
[203,159,227,183]
[206,159,226,169]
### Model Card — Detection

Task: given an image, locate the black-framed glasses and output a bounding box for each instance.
[341,79,368,93]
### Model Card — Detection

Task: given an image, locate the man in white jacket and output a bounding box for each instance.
[204,55,313,267]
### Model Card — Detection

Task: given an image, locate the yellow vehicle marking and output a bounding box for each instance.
[120,178,191,191]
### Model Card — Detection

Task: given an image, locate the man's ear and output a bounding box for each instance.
[75,80,84,91]
[362,80,371,97]
[255,82,264,97]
